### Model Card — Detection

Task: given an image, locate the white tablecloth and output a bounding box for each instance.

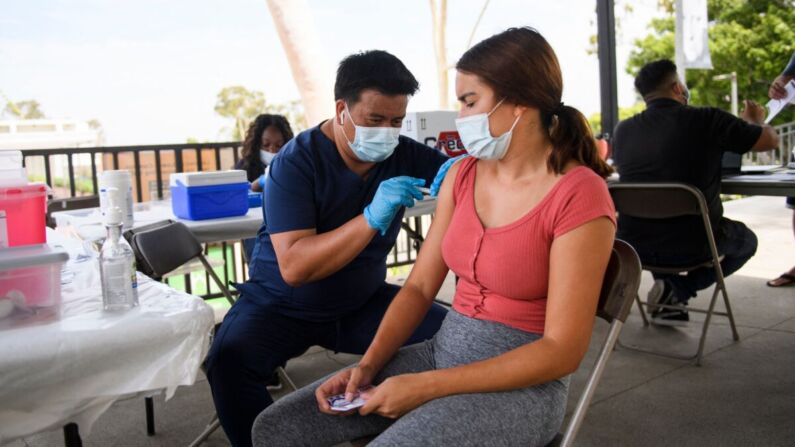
[0,231,214,443]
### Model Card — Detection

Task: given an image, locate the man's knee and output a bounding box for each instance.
[721,220,758,260]
[206,329,267,385]
[733,223,758,260]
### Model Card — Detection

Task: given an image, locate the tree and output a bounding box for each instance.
[214,86,266,140]
[214,86,308,140]
[263,99,308,132]
[2,98,45,119]
[589,102,647,135]
[626,0,795,124]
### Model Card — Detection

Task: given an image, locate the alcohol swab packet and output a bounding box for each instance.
[327,386,373,411]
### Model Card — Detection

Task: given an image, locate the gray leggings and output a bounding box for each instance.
[252,310,568,447]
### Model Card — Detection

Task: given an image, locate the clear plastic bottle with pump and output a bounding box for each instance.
[100,187,139,311]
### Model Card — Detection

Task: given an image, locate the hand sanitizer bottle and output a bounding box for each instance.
[100,187,139,311]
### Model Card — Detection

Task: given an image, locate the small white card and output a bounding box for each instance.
[765,79,795,124]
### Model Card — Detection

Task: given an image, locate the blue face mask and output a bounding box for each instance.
[341,104,401,162]
[455,98,520,160]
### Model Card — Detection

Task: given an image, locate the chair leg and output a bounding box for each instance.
[199,254,236,305]
[694,287,721,366]
[188,415,221,447]
[635,294,649,326]
[718,282,740,341]
[277,366,298,392]
[619,282,740,365]
[145,396,155,436]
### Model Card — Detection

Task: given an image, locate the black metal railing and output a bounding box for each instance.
[21,143,428,300]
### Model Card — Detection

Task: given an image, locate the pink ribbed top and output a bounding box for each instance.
[441,157,616,334]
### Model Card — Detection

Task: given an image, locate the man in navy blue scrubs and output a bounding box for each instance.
[204,50,450,447]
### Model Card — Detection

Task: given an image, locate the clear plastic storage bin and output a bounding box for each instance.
[0,245,68,328]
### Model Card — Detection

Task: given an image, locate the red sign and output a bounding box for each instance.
[435,131,467,157]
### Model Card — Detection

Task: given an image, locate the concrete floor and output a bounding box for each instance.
[13,196,795,447]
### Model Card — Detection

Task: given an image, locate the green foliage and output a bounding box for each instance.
[2,99,45,119]
[214,86,266,140]
[214,86,308,140]
[265,99,308,133]
[626,0,795,124]
[28,174,94,194]
[589,102,648,135]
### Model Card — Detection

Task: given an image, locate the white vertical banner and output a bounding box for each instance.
[676,0,713,73]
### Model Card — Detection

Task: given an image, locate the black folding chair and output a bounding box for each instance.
[46,195,100,228]
[609,182,740,366]
[129,220,297,444]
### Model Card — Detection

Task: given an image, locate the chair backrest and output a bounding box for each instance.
[608,182,722,269]
[129,221,203,278]
[608,182,707,220]
[553,239,642,447]
[595,239,643,324]
[46,195,100,228]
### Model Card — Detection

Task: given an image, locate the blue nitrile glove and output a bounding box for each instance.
[364,176,426,235]
[258,174,266,189]
[429,155,468,197]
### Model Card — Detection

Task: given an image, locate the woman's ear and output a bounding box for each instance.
[513,104,529,118]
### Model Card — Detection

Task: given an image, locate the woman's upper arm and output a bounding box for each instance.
[402,159,463,301]
[544,217,616,370]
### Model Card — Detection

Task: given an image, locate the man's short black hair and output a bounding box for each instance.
[634,59,678,97]
[334,50,419,104]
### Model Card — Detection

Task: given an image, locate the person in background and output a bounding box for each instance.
[251,27,616,447]
[204,50,451,447]
[235,114,294,262]
[766,52,795,287]
[612,59,779,325]
[234,114,294,192]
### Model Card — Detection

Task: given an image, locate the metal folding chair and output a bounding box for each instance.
[547,239,641,447]
[130,220,297,443]
[608,182,740,366]
[354,240,641,447]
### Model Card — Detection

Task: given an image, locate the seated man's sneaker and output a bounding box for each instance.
[646,279,671,312]
[647,280,689,327]
[651,306,690,327]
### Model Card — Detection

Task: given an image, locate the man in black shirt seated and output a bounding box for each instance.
[612,59,779,326]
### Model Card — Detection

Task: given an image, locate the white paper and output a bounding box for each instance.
[765,79,795,124]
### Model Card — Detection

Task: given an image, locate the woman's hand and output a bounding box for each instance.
[358,373,434,419]
[315,364,377,416]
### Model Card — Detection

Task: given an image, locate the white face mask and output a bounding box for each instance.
[260,150,275,165]
[455,98,520,160]
[340,104,401,162]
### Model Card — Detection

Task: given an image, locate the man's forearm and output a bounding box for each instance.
[278,214,378,286]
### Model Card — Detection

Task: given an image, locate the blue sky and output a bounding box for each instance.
[1,0,661,145]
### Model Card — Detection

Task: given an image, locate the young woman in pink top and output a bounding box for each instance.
[253,27,616,447]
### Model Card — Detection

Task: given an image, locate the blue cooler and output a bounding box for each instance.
[170,170,249,220]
